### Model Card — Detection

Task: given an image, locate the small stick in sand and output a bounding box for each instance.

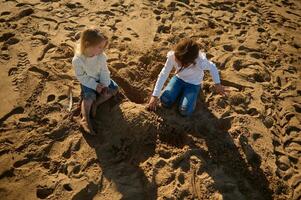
[68,86,73,112]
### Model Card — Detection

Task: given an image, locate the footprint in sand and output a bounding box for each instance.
[10,7,34,21]
[0,32,15,42]
[1,11,11,16]
[63,183,73,192]
[111,62,127,69]
[0,106,24,125]
[157,24,171,34]
[31,32,48,47]
[223,44,234,52]
[270,91,301,200]
[28,66,49,78]
[47,94,55,103]
[126,27,139,38]
[62,138,81,159]
[122,37,131,42]
[65,2,83,9]
[36,185,54,199]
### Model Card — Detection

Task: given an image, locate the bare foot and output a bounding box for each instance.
[80,118,96,135]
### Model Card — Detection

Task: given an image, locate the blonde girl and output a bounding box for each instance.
[72,28,118,135]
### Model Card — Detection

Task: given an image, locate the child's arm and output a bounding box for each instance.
[72,58,98,90]
[201,54,228,96]
[99,55,111,87]
[147,52,174,111]
[200,53,221,84]
[152,53,174,97]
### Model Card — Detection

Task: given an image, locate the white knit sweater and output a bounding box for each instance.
[72,53,111,90]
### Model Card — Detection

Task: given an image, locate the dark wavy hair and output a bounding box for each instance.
[174,38,200,66]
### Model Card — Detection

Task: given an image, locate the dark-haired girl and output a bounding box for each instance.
[147,38,227,116]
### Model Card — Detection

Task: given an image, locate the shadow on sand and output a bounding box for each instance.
[77,92,273,200]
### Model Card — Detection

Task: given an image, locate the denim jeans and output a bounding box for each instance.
[81,79,118,101]
[160,76,200,116]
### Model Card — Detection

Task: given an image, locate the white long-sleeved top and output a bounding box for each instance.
[72,53,111,90]
[152,51,221,97]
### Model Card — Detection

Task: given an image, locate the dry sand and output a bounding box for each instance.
[0,0,300,199]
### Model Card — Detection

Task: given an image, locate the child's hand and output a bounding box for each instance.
[96,84,105,94]
[214,84,228,96]
[147,96,159,111]
[101,87,109,96]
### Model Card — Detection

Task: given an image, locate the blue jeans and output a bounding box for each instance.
[160,76,200,116]
[81,80,118,101]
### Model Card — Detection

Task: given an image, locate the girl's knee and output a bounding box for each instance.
[160,93,173,108]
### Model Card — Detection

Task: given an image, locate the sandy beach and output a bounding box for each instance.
[0,0,300,199]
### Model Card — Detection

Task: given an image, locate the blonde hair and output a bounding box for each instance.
[76,28,108,55]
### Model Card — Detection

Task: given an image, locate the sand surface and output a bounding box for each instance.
[0,0,300,199]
